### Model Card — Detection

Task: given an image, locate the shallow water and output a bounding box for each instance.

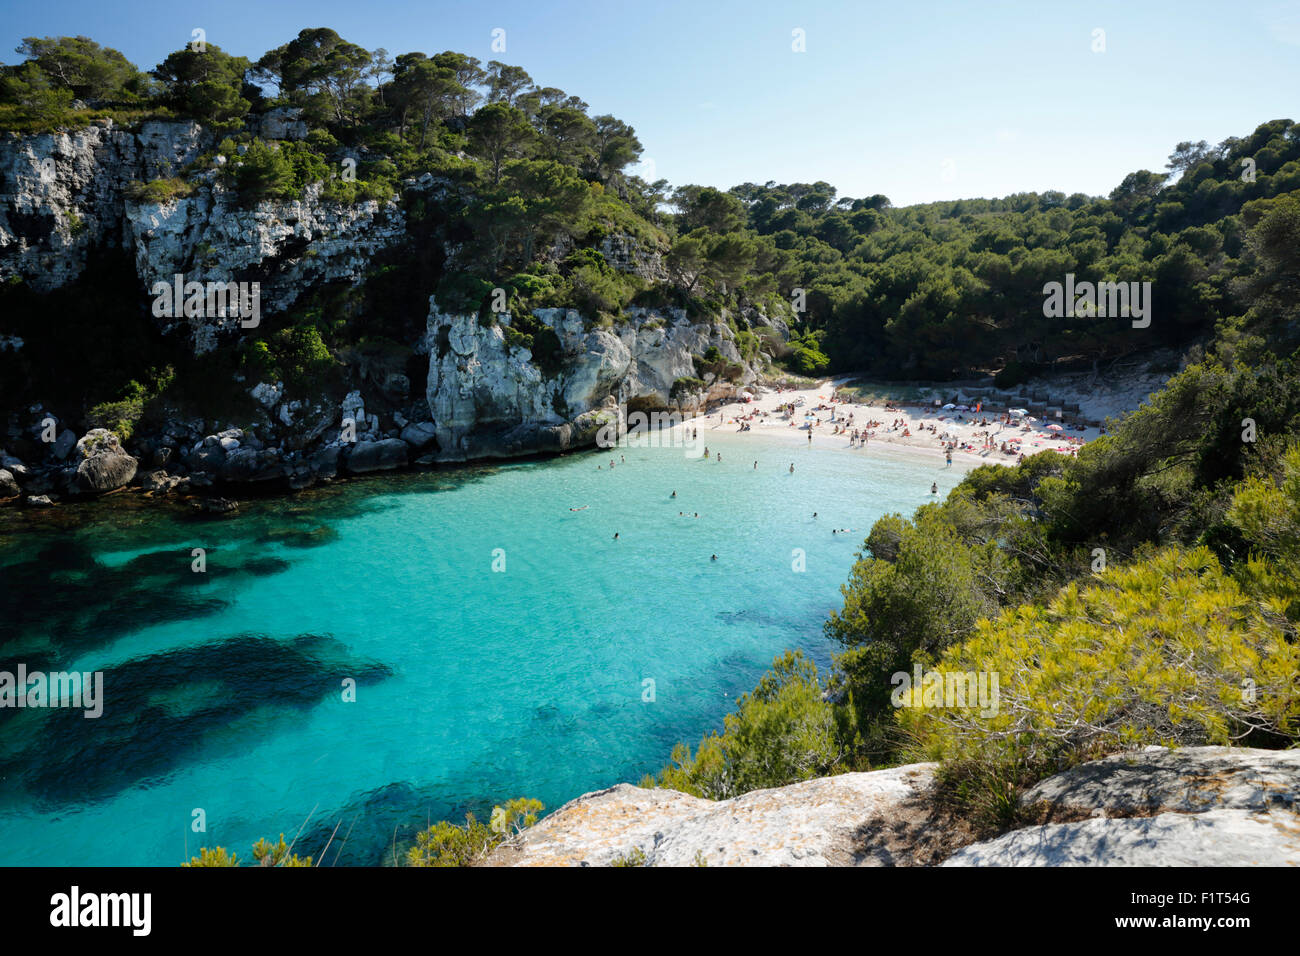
[0,429,964,865]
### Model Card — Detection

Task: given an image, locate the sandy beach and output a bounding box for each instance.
[676,377,1107,472]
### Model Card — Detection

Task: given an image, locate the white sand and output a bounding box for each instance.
[677,377,1108,471]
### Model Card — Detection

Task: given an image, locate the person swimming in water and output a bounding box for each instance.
[931,482,938,494]
[711,554,717,561]
[569,505,588,511]
[613,532,620,539]
[789,463,794,473]
[671,490,676,498]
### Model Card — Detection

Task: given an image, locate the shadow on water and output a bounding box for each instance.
[0,538,292,673]
[0,632,393,810]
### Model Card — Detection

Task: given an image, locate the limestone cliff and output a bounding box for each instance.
[0,120,785,504]
[424,303,760,461]
[0,119,405,353]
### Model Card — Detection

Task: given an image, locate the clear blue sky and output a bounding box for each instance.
[2,0,1297,206]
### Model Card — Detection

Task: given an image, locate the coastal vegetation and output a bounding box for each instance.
[644,187,1300,830]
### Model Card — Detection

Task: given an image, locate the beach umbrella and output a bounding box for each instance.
[956,404,969,411]
[1009,408,1026,418]
[1046,423,1063,432]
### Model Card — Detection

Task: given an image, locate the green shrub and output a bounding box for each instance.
[647,651,854,800]
[899,546,1300,766]
[124,177,194,204]
[406,797,543,867]
[183,833,312,867]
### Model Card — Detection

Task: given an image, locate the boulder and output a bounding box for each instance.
[219,447,281,482]
[1021,745,1300,816]
[25,494,54,507]
[0,468,18,498]
[344,439,408,474]
[71,429,138,493]
[942,809,1300,867]
[140,470,188,495]
[51,428,77,460]
[399,421,438,449]
[250,382,283,408]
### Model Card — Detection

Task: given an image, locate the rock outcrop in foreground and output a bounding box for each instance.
[488,746,1300,866]
[488,765,938,867]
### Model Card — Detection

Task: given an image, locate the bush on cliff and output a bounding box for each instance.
[899,546,1300,768]
[644,651,855,800]
[405,797,543,867]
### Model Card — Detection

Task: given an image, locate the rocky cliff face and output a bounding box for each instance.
[0,120,206,289]
[0,121,784,506]
[126,182,404,353]
[0,119,405,353]
[487,746,1300,867]
[424,303,760,461]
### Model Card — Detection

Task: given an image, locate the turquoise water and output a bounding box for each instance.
[0,429,964,866]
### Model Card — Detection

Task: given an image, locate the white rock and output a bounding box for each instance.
[942,809,1300,867]
[488,765,937,867]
